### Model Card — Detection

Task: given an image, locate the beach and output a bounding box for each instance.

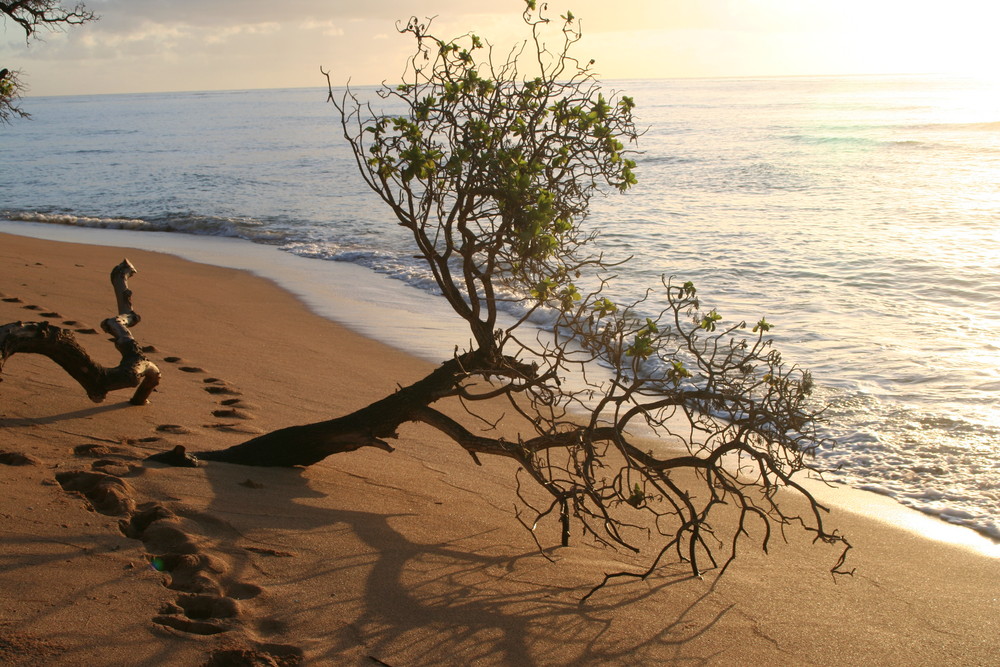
[1,231,997,666]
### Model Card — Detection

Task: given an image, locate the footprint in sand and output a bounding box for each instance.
[204,385,241,396]
[74,328,99,335]
[211,408,253,420]
[150,615,230,636]
[219,398,255,409]
[90,459,144,478]
[118,503,273,638]
[0,450,41,466]
[73,443,130,458]
[156,424,193,435]
[20,304,42,311]
[72,443,146,477]
[55,470,136,515]
[39,311,61,318]
[203,644,304,666]
[161,358,209,375]
[1,296,24,303]
[55,428,297,654]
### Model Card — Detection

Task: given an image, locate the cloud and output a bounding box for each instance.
[85,0,506,30]
[9,0,989,96]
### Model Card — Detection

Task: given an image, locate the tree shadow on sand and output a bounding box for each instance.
[194,459,739,666]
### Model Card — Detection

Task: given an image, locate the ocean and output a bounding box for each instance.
[1,74,998,542]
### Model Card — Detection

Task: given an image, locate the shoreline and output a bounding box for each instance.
[2,220,997,557]
[0,219,466,363]
[2,230,999,664]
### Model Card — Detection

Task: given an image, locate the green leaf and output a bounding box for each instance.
[626,482,644,507]
[626,334,654,360]
[667,360,692,383]
[593,297,617,317]
[699,310,722,331]
[559,283,582,310]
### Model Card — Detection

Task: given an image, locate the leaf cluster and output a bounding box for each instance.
[333,3,639,351]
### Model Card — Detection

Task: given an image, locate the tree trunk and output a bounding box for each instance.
[199,354,476,466]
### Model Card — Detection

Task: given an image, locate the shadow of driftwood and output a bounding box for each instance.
[0,401,133,426]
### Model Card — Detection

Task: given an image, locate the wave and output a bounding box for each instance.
[782,134,934,150]
[908,120,1000,132]
[3,210,156,230]
[640,155,699,166]
[817,386,1000,542]
[0,209,285,242]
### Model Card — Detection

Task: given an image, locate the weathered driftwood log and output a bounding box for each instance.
[0,259,160,405]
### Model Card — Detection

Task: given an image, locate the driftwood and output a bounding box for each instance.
[0,259,160,405]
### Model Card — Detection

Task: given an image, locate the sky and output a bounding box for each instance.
[3,0,999,96]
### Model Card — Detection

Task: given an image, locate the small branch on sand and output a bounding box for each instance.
[0,259,161,405]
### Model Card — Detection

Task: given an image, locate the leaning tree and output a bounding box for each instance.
[0,2,851,591]
[196,2,851,589]
[1,0,96,122]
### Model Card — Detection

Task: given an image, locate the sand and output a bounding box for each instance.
[0,231,997,666]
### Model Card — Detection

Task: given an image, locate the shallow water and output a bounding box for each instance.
[1,74,998,539]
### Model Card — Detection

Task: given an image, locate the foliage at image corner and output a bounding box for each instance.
[1,1,97,124]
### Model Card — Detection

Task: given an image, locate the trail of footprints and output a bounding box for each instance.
[1,291,301,664]
[2,294,100,335]
[48,445,302,663]
[0,441,303,661]
[1,292,262,434]
[157,354,263,436]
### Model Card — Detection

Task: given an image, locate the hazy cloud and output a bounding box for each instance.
[3,0,995,96]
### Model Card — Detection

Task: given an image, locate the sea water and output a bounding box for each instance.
[1,75,998,541]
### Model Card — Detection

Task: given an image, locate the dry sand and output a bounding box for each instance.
[1,232,997,666]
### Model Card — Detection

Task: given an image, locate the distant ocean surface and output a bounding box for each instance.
[1,74,998,541]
